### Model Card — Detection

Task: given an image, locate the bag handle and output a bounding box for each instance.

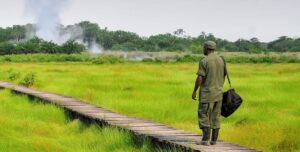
[220,56,232,88]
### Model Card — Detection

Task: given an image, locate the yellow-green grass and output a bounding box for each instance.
[0,62,299,152]
[0,90,171,152]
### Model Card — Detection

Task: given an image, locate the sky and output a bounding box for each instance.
[0,0,299,42]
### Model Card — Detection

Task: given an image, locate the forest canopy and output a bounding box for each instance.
[0,21,300,55]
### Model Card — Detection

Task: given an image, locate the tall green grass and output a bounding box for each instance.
[0,63,299,152]
[0,90,176,152]
[0,52,299,63]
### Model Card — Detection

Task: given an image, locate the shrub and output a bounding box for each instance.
[3,56,12,62]
[0,54,93,63]
[15,38,41,54]
[154,58,163,63]
[190,44,203,54]
[91,56,124,64]
[61,40,86,54]
[0,42,15,55]
[19,73,36,87]
[40,41,61,54]
[91,57,107,64]
[8,71,21,81]
[142,58,154,62]
[176,54,202,62]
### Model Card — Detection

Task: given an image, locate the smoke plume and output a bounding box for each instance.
[25,0,66,43]
[25,0,102,54]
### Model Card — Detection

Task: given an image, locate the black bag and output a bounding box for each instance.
[221,57,243,118]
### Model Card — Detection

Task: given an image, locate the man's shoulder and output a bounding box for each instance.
[199,54,222,64]
[208,54,223,61]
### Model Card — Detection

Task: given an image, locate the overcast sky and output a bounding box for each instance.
[0,0,299,42]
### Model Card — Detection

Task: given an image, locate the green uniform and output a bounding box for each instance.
[197,53,225,129]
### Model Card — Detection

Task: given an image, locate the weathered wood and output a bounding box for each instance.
[111,122,165,127]
[0,82,258,152]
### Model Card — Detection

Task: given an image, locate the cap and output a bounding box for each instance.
[204,41,216,50]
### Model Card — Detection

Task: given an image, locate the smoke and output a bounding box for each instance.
[25,0,66,43]
[25,0,102,54]
[75,38,102,55]
[60,25,84,43]
[89,40,102,54]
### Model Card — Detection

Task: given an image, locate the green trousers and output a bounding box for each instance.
[198,101,222,129]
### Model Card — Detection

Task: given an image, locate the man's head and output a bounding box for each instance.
[203,41,216,56]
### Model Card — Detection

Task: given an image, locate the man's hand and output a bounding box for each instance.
[192,75,203,101]
[192,91,197,100]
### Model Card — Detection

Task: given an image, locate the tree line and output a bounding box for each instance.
[0,21,300,55]
[0,37,85,55]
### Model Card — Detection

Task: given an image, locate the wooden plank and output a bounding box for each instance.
[65,106,103,111]
[60,102,91,106]
[144,130,196,135]
[105,120,166,128]
[103,118,140,121]
[110,122,165,127]
[0,82,15,89]
[83,112,127,117]
[156,135,201,142]
[64,105,102,108]
[64,106,100,110]
[0,81,258,152]
[173,142,257,151]
[128,126,172,131]
[69,110,103,114]
[134,129,192,136]
[89,114,131,119]
[155,135,202,139]
[12,86,43,95]
[150,133,200,137]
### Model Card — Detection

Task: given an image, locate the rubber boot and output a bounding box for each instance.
[210,129,219,145]
[200,127,210,146]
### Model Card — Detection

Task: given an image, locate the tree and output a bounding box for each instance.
[0,21,300,53]
[0,42,15,55]
[41,41,61,54]
[97,30,114,49]
[15,38,41,54]
[173,29,185,37]
[77,21,100,47]
[12,25,26,41]
[268,36,294,52]
[61,40,85,54]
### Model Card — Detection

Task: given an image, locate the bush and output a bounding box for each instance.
[3,56,12,62]
[19,73,36,87]
[91,55,124,64]
[142,58,154,62]
[0,42,15,55]
[154,58,163,63]
[0,54,92,62]
[190,44,203,54]
[0,52,299,64]
[91,57,107,64]
[40,41,61,53]
[61,40,86,54]
[15,38,41,54]
[176,54,202,62]
[8,71,21,81]
[0,38,86,55]
[224,55,300,64]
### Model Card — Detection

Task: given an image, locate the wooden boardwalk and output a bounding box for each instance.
[0,82,257,152]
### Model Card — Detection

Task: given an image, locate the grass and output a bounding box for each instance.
[0,62,299,152]
[0,52,299,63]
[0,90,178,152]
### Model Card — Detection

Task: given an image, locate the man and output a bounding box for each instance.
[192,41,225,146]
